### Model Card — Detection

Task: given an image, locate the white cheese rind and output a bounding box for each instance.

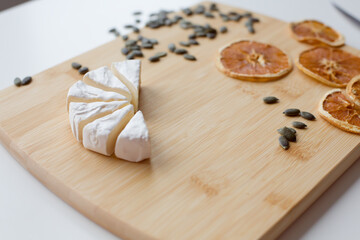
[111,60,140,111]
[115,111,151,162]
[83,66,132,101]
[69,101,128,142]
[83,105,134,156]
[66,80,127,111]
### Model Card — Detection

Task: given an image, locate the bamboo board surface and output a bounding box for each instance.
[1,2,360,239]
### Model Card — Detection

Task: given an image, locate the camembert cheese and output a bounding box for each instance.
[115,111,150,162]
[83,66,132,101]
[67,80,127,111]
[112,60,141,111]
[69,101,128,142]
[67,62,151,160]
[82,105,134,156]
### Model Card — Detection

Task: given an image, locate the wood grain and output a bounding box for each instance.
[1,2,360,239]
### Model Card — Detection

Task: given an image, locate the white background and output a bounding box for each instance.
[0,0,360,239]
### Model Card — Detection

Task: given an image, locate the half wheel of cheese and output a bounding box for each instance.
[66,61,151,162]
[216,40,292,81]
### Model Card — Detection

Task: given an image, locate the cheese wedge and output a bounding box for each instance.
[83,66,132,101]
[66,80,127,111]
[111,60,141,111]
[69,101,128,142]
[115,111,151,162]
[83,105,134,156]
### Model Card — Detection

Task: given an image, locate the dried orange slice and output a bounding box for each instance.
[297,47,360,88]
[319,89,360,134]
[216,40,292,81]
[346,75,360,107]
[290,20,345,47]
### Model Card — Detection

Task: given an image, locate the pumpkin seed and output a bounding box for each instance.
[132,50,143,57]
[243,12,252,18]
[172,15,183,23]
[121,48,129,55]
[132,27,140,33]
[71,62,81,70]
[206,33,216,39]
[278,127,294,136]
[135,19,141,24]
[277,127,296,142]
[154,52,167,58]
[175,48,187,55]
[165,19,172,26]
[78,67,89,75]
[220,13,230,22]
[210,3,218,11]
[141,43,153,49]
[283,108,300,117]
[228,11,239,15]
[168,43,176,52]
[21,76,32,85]
[188,33,196,39]
[130,45,141,51]
[204,12,215,18]
[182,8,193,16]
[230,15,242,22]
[189,39,199,45]
[288,127,297,134]
[147,22,160,29]
[141,38,151,44]
[149,55,160,62]
[149,38,158,45]
[219,13,227,17]
[124,24,134,29]
[196,32,206,37]
[179,41,190,47]
[279,136,290,150]
[300,111,316,121]
[219,26,228,33]
[14,77,21,87]
[109,28,120,37]
[263,96,278,104]
[245,20,255,34]
[205,25,217,34]
[250,17,260,23]
[292,121,307,129]
[125,39,137,47]
[194,27,205,33]
[284,132,296,142]
[180,22,192,29]
[194,5,205,14]
[184,54,196,61]
[122,35,128,41]
[126,52,136,60]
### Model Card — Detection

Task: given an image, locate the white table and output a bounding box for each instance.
[0,0,359,239]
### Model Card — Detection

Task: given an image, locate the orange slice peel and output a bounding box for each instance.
[319,89,360,134]
[290,20,345,47]
[346,75,360,107]
[296,47,360,88]
[216,40,292,82]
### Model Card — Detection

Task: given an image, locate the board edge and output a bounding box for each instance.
[0,125,157,240]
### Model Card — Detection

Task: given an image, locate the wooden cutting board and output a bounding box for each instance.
[1,2,359,239]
